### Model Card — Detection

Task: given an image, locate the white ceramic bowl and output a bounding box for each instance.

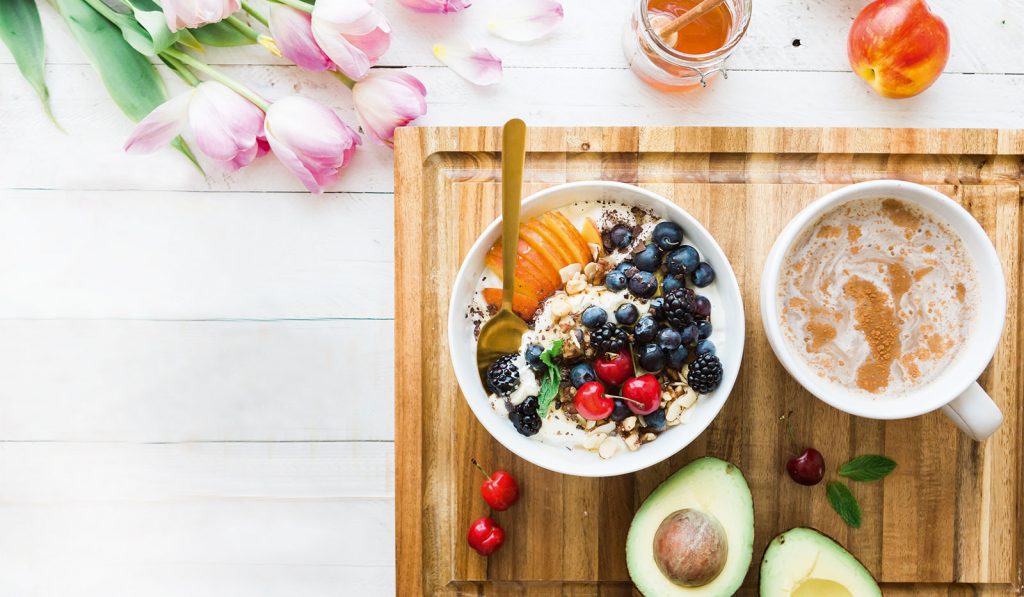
[447,181,745,477]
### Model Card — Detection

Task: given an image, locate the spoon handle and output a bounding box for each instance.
[500,119,527,311]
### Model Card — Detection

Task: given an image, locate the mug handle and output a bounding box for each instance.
[940,382,1004,441]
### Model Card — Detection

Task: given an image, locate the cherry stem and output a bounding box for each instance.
[471,458,492,480]
[607,393,644,407]
[779,411,801,455]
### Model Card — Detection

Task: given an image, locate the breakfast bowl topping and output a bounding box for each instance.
[470,200,728,459]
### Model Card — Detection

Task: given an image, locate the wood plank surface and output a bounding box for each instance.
[394,126,1024,595]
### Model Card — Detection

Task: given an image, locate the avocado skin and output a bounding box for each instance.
[758,527,882,597]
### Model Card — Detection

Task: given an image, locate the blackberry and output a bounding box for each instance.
[590,322,629,354]
[687,353,723,394]
[510,396,542,436]
[662,288,697,329]
[486,354,520,396]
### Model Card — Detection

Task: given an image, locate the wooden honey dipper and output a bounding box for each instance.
[655,0,729,41]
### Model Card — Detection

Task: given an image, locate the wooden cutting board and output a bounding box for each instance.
[394,127,1024,596]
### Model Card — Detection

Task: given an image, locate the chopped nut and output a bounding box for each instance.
[665,368,681,381]
[622,416,637,432]
[583,432,607,450]
[624,433,641,451]
[661,390,673,403]
[584,419,596,430]
[594,422,615,435]
[565,274,587,295]
[666,400,683,422]
[641,433,657,443]
[588,243,601,261]
[550,298,571,318]
[584,261,600,282]
[667,418,681,427]
[679,392,698,408]
[598,437,619,459]
[559,263,582,283]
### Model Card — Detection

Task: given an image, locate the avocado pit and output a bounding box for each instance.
[652,508,728,587]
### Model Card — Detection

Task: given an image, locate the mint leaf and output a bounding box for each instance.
[839,455,897,482]
[826,481,862,528]
[536,340,563,417]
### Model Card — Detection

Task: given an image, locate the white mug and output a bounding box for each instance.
[760,180,1006,441]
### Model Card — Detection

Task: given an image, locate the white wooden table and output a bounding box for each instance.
[0,1,1021,595]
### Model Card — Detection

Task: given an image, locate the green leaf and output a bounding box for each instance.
[826,481,862,529]
[55,0,204,172]
[0,0,57,124]
[839,455,897,482]
[191,20,255,46]
[536,340,564,417]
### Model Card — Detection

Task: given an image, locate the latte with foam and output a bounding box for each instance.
[778,198,977,395]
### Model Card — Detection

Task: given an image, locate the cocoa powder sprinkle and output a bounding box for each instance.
[843,277,901,393]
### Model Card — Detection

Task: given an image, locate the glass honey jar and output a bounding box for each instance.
[623,0,752,92]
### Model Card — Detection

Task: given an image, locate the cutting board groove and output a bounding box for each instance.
[395,127,1024,596]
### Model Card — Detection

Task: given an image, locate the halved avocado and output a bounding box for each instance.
[627,457,754,597]
[759,528,881,597]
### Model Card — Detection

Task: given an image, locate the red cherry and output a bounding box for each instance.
[622,374,661,415]
[467,516,505,556]
[472,459,519,511]
[594,350,635,387]
[575,381,614,420]
[787,448,825,486]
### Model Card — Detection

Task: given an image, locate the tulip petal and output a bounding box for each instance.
[311,0,391,80]
[269,4,334,72]
[163,0,240,32]
[123,89,192,154]
[188,81,265,171]
[265,96,361,193]
[398,0,471,14]
[352,71,428,146]
[433,40,502,86]
[488,0,563,42]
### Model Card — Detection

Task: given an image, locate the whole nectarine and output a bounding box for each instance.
[848,0,950,99]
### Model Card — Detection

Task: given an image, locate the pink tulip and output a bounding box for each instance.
[311,0,391,80]
[264,96,361,193]
[163,0,240,32]
[398,0,471,14]
[124,81,265,172]
[352,71,427,146]
[269,4,334,72]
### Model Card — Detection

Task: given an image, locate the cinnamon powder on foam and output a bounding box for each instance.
[780,198,975,395]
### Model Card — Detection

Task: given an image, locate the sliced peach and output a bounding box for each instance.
[524,219,576,267]
[520,223,569,272]
[485,242,554,298]
[542,213,591,265]
[581,217,604,257]
[552,212,595,263]
[482,287,540,322]
[516,240,561,292]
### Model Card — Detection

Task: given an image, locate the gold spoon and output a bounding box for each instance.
[476,118,530,385]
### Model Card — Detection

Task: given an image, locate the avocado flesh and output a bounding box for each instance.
[627,457,755,597]
[759,528,881,597]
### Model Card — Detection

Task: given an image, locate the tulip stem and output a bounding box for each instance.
[331,71,357,90]
[162,48,271,111]
[241,1,270,27]
[270,0,314,14]
[225,15,261,41]
[162,54,201,86]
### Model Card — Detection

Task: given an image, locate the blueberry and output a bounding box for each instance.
[615,303,640,325]
[633,316,658,344]
[581,306,608,329]
[665,245,700,276]
[638,343,666,373]
[696,339,716,356]
[697,320,713,340]
[608,225,633,249]
[657,327,682,351]
[570,363,597,388]
[605,270,627,291]
[634,244,663,272]
[662,273,686,294]
[524,344,544,372]
[648,297,665,321]
[691,262,716,287]
[652,222,684,251]
[644,408,667,431]
[615,260,636,275]
[666,345,689,369]
[680,323,700,346]
[627,271,658,298]
[610,399,630,422]
[693,295,712,319]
